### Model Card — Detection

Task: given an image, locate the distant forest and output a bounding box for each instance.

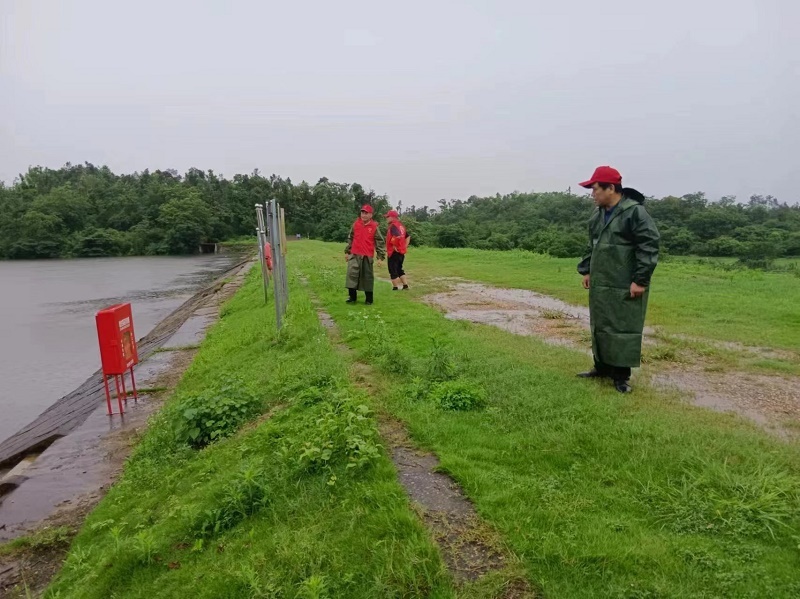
[1,163,798,264]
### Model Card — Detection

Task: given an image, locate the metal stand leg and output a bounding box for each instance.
[113,375,125,414]
[129,367,139,402]
[103,376,113,415]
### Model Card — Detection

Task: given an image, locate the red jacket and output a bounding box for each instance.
[348,218,380,257]
[386,219,408,257]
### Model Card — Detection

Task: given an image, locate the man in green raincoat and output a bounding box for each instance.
[576,166,660,393]
[344,205,386,305]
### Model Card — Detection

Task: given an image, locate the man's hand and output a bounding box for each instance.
[582,274,590,290]
[377,259,384,268]
[630,282,646,298]
[344,253,351,262]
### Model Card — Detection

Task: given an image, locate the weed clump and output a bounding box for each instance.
[288,393,383,483]
[429,380,487,411]
[173,375,262,449]
[191,462,271,539]
[427,337,457,382]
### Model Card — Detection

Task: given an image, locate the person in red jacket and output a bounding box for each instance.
[344,205,386,305]
[384,210,410,290]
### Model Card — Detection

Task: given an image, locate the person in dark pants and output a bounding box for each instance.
[576,166,660,393]
[344,205,385,305]
[384,210,410,290]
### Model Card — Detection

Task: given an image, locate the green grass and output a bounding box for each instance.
[44,267,457,599]
[394,244,800,353]
[294,240,800,598]
[0,526,73,558]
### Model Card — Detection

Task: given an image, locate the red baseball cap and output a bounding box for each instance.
[579,166,622,189]
[360,204,373,213]
[384,210,399,218]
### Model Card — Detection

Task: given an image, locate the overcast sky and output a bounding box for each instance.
[1,0,797,206]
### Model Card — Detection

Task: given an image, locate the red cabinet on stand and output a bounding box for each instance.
[95,303,139,415]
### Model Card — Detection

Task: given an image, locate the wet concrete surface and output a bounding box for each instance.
[161,313,216,348]
[0,344,177,541]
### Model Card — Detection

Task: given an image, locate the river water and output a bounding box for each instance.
[0,254,239,444]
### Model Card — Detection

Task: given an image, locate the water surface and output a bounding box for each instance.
[0,254,237,443]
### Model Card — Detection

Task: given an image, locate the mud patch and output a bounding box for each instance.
[422,281,800,438]
[385,424,507,582]
[424,283,588,351]
[652,368,800,437]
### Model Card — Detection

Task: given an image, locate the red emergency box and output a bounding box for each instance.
[95,303,139,415]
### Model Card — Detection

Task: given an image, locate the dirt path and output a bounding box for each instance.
[304,286,535,597]
[422,281,800,440]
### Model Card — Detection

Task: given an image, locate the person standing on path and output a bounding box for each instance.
[345,205,386,305]
[576,166,660,393]
[384,209,411,290]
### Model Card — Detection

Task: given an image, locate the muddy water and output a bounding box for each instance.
[0,254,238,444]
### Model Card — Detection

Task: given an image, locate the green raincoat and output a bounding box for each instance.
[344,221,386,292]
[577,194,660,368]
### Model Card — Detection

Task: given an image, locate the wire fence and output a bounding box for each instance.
[255,199,289,329]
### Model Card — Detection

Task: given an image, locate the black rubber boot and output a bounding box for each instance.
[577,369,605,378]
[346,288,357,303]
[365,292,374,305]
[614,380,632,393]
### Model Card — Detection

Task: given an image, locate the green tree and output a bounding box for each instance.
[158,193,213,254]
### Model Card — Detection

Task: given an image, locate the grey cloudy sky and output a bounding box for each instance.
[1,0,797,206]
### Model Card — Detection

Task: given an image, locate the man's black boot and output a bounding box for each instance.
[365,292,374,305]
[577,369,605,378]
[614,379,632,393]
[346,288,357,303]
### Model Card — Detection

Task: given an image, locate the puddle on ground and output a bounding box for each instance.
[651,369,800,438]
[422,281,800,438]
[424,283,589,351]
[0,395,155,541]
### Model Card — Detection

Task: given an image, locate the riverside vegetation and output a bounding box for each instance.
[16,240,798,598]
[2,164,798,270]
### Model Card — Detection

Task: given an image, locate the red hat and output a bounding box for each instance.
[360,204,373,213]
[579,166,622,189]
[384,210,399,218]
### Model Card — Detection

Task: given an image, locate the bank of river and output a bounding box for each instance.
[0,254,239,444]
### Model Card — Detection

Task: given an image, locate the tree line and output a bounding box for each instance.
[401,192,800,264]
[1,163,798,263]
[0,164,390,259]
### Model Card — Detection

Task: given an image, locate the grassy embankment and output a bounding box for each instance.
[293,240,800,598]
[29,241,800,598]
[40,267,459,598]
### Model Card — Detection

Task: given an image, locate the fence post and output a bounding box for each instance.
[255,204,269,303]
[267,200,283,329]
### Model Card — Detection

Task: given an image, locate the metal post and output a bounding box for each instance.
[267,200,284,329]
[255,204,270,303]
[279,207,288,303]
